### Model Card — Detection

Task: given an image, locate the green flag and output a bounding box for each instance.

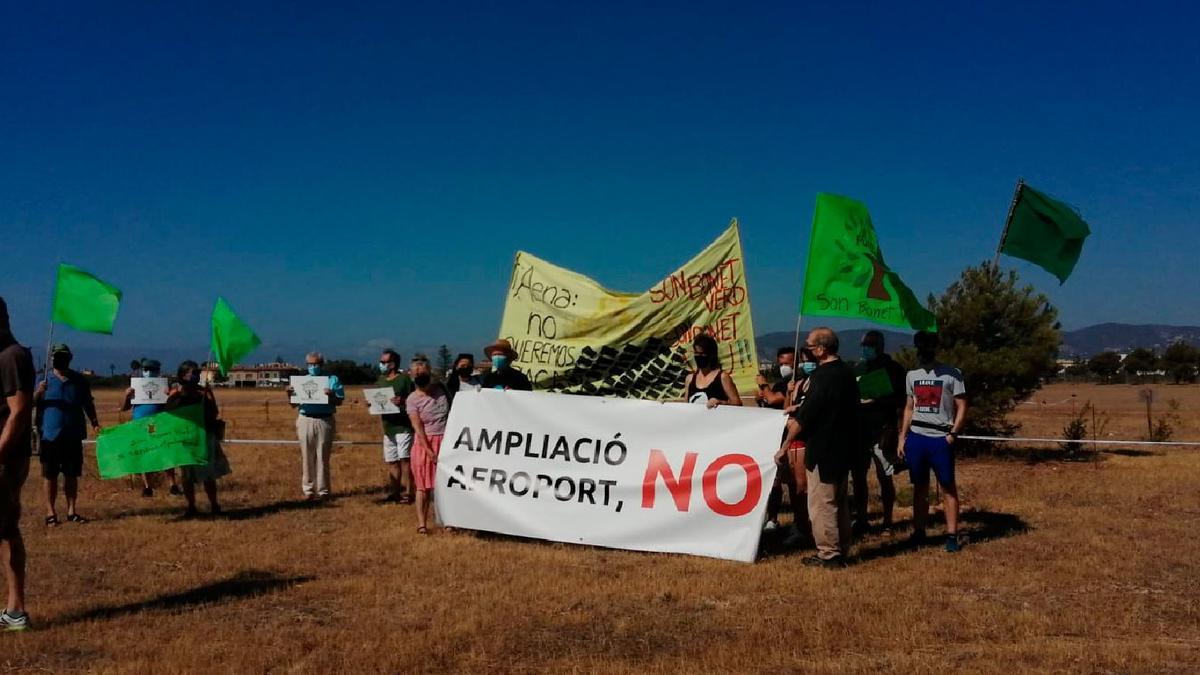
[801,193,937,332]
[1000,182,1090,284]
[51,264,122,334]
[211,297,261,376]
[856,368,894,400]
[96,404,208,479]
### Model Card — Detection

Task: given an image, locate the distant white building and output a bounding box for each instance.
[200,361,302,387]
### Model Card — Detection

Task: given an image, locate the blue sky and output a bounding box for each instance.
[3,2,1198,369]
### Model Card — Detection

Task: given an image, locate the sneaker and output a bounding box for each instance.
[944,534,961,553]
[141,487,154,498]
[801,555,847,569]
[0,610,30,632]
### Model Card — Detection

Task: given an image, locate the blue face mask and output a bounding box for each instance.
[307,365,321,376]
[491,355,509,370]
[862,346,878,361]
[378,362,389,373]
[801,362,818,376]
[142,369,158,378]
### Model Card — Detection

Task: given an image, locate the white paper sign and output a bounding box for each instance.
[130,377,169,405]
[364,387,401,415]
[290,376,331,405]
[435,390,784,563]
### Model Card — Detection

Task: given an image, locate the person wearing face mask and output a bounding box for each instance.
[755,347,796,409]
[405,356,450,534]
[286,352,345,501]
[34,344,99,527]
[0,297,35,631]
[899,331,968,553]
[445,353,482,407]
[121,358,182,498]
[788,328,858,568]
[682,334,742,409]
[372,349,415,504]
[850,331,908,534]
[480,340,532,391]
[165,360,230,518]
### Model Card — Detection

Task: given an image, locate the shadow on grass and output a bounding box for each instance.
[47,570,314,627]
[851,510,1030,563]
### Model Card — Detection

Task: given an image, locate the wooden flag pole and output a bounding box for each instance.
[992,178,1025,269]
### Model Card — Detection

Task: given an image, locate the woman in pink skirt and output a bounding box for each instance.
[405,356,450,534]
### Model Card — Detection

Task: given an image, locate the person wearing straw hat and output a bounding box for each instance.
[0,297,34,631]
[480,340,532,391]
[34,344,99,527]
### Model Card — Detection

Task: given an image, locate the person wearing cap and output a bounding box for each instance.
[481,340,532,391]
[120,358,181,498]
[445,353,482,406]
[286,352,345,501]
[34,344,99,526]
[373,349,414,503]
[0,297,34,631]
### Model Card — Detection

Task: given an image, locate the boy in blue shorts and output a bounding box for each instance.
[898,331,968,552]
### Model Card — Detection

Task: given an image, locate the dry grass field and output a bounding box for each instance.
[2,383,1198,673]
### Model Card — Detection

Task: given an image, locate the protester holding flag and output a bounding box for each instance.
[405,356,450,534]
[120,358,181,498]
[481,340,532,391]
[772,348,818,549]
[851,331,907,534]
[683,334,742,408]
[0,298,34,631]
[287,352,344,501]
[792,328,857,568]
[166,360,229,518]
[374,349,414,504]
[34,344,99,526]
[898,331,968,552]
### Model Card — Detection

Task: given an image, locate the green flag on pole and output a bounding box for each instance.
[211,297,261,376]
[999,181,1091,284]
[801,193,937,332]
[51,264,122,334]
[96,404,208,479]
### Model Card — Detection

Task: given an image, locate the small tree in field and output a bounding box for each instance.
[1088,351,1123,384]
[1161,341,1199,384]
[926,263,1061,437]
[1122,348,1158,382]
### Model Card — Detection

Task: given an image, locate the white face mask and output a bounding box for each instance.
[778,365,794,379]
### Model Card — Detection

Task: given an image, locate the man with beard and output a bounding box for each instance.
[899,331,968,552]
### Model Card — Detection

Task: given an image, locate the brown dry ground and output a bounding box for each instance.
[2,383,1198,673]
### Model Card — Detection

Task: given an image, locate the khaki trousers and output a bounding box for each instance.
[807,464,851,560]
[297,416,335,496]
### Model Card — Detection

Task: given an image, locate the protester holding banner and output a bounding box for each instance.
[773,348,816,548]
[287,352,344,501]
[166,361,230,518]
[374,349,414,504]
[0,298,33,631]
[34,344,99,526]
[121,358,181,498]
[405,356,450,534]
[446,353,481,406]
[683,334,742,408]
[792,328,857,567]
[899,331,968,552]
[851,331,907,533]
[481,340,532,391]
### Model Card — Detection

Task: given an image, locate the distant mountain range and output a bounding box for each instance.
[756,323,1200,361]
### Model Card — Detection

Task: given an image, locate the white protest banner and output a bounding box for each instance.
[364,387,401,415]
[435,390,783,563]
[130,377,169,405]
[289,376,330,405]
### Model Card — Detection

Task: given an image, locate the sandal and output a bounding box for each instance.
[416,526,429,535]
[67,514,89,524]
[45,515,60,527]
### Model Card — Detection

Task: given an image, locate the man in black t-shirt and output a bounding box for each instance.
[481,340,533,391]
[0,297,33,631]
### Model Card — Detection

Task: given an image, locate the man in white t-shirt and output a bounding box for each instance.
[898,331,968,552]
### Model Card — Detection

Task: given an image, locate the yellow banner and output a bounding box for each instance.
[498,221,760,400]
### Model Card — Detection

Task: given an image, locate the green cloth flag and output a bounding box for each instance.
[96,404,208,479]
[51,264,122,334]
[211,297,261,376]
[801,193,937,332]
[856,368,894,400]
[1000,182,1091,284]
